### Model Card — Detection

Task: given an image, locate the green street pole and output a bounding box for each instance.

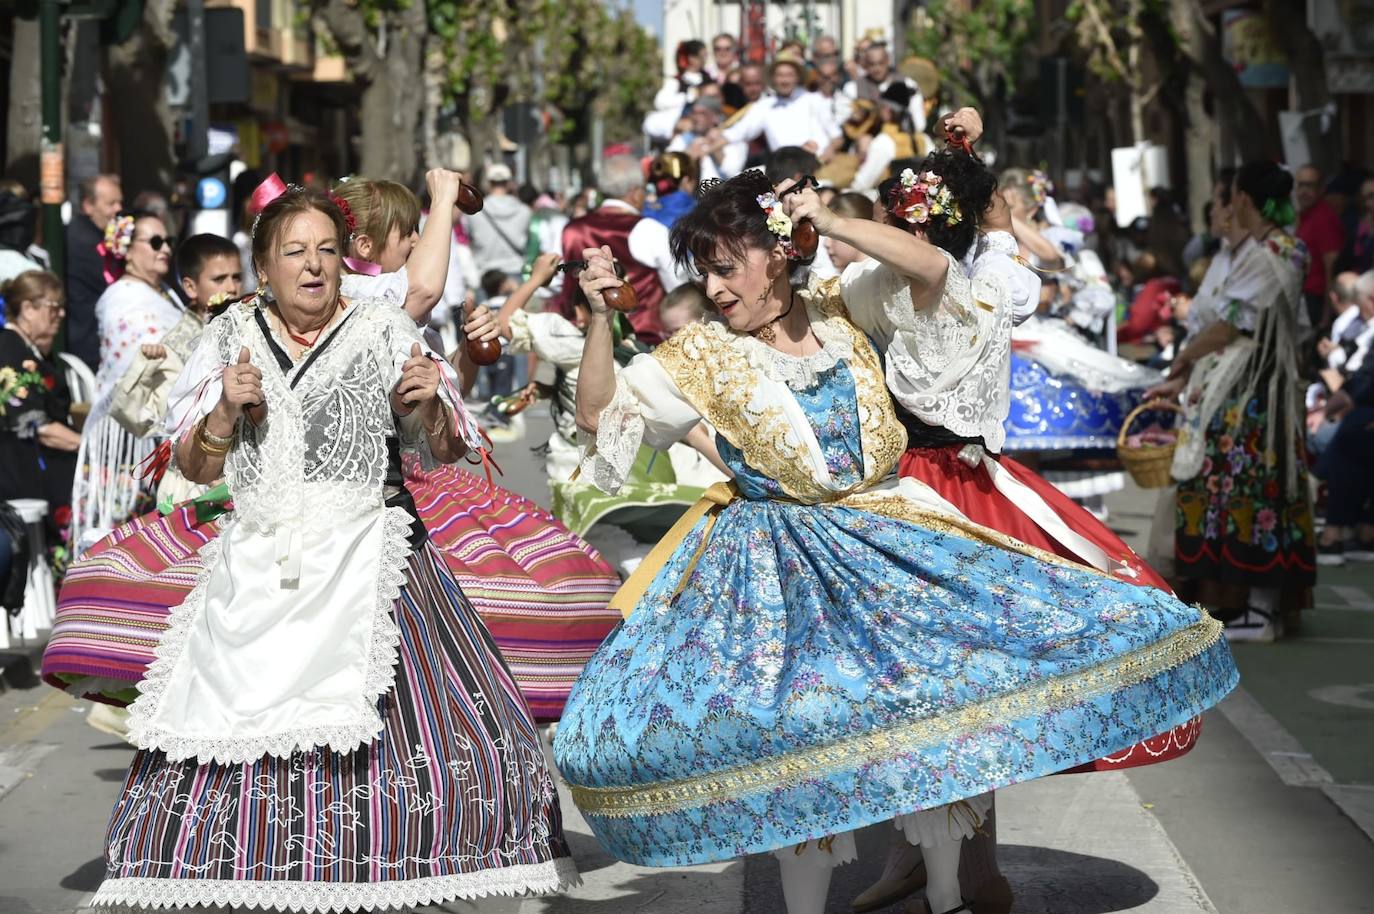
[39,0,65,280]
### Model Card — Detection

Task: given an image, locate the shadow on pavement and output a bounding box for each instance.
[742,824,1161,913]
[60,856,105,892]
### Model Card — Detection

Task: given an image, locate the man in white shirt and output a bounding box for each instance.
[844,44,926,134]
[722,57,838,157]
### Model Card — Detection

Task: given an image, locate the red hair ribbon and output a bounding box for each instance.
[249,173,289,216]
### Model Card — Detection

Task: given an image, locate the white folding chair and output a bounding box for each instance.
[58,352,98,405]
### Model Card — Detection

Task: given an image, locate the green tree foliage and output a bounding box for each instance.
[909,0,1035,107]
[425,0,661,143]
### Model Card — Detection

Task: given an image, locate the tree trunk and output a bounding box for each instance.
[103,0,177,196]
[316,0,427,185]
[5,15,42,188]
[1176,0,1275,163]
[1266,0,1334,174]
[1162,0,1216,228]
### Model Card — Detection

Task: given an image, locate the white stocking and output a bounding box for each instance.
[777,852,836,914]
[922,838,964,914]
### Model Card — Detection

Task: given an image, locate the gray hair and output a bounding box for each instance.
[600,155,644,201]
[1333,272,1360,305]
[1357,270,1374,301]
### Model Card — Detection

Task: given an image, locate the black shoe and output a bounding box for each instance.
[1317,539,1346,566]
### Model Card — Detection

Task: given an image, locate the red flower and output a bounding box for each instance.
[1263,480,1278,498]
[42,374,55,390]
[53,505,71,528]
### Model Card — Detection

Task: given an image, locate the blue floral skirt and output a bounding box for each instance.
[553,498,1237,867]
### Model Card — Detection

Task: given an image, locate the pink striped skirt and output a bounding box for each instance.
[43,466,622,721]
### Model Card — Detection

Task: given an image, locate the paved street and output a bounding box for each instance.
[1,411,1372,913]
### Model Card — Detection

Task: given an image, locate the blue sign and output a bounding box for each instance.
[196,177,227,209]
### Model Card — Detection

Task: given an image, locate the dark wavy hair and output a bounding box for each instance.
[670,171,780,273]
[888,150,997,260]
[1235,161,1296,227]
[250,186,349,274]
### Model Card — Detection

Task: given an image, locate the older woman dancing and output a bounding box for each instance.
[84,186,576,912]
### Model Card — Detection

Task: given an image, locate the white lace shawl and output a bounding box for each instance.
[841,249,1014,451]
[165,296,478,532]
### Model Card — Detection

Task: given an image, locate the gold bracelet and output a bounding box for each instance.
[199,419,236,448]
[194,419,232,457]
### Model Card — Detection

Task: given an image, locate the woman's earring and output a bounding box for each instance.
[258,280,273,302]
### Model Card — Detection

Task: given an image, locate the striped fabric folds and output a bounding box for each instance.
[42,504,215,697]
[44,466,623,721]
[406,464,622,722]
[92,543,578,910]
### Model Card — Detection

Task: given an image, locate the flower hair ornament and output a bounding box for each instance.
[756,191,805,259]
[888,168,963,228]
[1027,170,1055,207]
[329,191,358,238]
[103,214,137,261]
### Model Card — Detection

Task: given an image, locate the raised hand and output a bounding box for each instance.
[219,346,264,419]
[777,178,837,235]
[394,341,441,415]
[578,246,627,316]
[939,108,984,146]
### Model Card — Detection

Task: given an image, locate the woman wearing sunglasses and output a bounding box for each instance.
[70,211,184,551]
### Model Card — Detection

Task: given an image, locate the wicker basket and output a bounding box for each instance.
[1116,400,1182,489]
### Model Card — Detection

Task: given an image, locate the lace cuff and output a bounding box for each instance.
[579,377,645,495]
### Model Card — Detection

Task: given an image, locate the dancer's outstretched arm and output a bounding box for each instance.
[780,180,949,308]
[574,245,623,434]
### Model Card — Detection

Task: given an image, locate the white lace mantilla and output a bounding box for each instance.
[876,251,1014,451]
[91,857,581,912]
[203,299,415,535]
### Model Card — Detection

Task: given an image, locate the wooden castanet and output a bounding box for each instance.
[456,182,484,215]
[463,301,502,365]
[601,281,638,312]
[465,335,502,365]
[560,258,638,312]
[790,218,819,260]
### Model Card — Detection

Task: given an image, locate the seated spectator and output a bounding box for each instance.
[1315,351,1374,566]
[723,57,837,165]
[1318,272,1366,372]
[667,88,747,181]
[0,270,79,549]
[843,43,926,134]
[0,190,42,286]
[1117,273,1182,344]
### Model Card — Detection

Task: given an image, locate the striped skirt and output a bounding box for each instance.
[45,466,622,720]
[406,464,622,721]
[91,541,578,911]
